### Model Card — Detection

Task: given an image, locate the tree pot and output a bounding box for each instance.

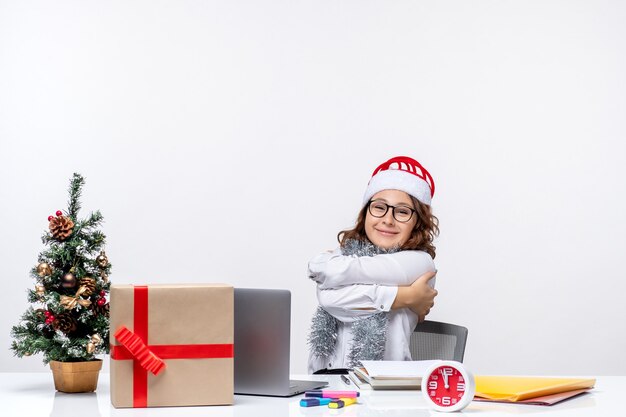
[49,359,102,393]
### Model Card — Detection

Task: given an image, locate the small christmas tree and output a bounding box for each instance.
[11,173,111,363]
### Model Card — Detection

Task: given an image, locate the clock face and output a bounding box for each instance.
[422,361,475,412]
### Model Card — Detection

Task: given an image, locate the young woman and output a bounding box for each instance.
[308,156,439,374]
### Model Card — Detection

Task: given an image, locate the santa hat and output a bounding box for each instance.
[362,156,435,207]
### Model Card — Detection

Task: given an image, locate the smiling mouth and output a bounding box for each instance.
[375,229,398,236]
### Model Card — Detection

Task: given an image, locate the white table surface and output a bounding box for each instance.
[0,373,618,417]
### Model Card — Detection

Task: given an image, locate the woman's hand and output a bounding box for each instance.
[391,271,438,322]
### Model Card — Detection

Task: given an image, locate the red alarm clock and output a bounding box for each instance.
[421,360,475,412]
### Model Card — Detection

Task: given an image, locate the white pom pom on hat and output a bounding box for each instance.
[362,156,435,207]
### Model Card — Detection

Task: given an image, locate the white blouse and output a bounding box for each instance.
[307,248,436,373]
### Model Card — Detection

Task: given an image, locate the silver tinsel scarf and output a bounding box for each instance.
[307,239,399,368]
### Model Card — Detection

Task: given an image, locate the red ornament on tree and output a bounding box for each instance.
[44,311,55,324]
[56,210,62,216]
[97,298,106,306]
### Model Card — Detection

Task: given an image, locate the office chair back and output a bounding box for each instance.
[409,320,468,362]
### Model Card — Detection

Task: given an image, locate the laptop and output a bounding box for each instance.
[234,288,328,396]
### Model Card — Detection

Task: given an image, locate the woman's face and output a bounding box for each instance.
[365,189,417,249]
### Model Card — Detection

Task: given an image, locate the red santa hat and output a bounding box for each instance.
[362,156,435,207]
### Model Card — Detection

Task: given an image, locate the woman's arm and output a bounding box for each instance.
[392,272,438,322]
[316,284,398,323]
[317,271,437,323]
[308,249,435,289]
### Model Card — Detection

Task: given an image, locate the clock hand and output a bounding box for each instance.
[442,368,449,389]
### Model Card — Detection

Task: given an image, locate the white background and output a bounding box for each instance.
[1,0,625,376]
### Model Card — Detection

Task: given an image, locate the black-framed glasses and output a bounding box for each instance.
[367,200,416,223]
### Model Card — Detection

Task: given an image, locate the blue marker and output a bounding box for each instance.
[300,398,332,407]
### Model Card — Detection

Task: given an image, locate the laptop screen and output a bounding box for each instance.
[234,288,292,395]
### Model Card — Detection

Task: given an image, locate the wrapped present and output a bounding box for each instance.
[110,284,233,407]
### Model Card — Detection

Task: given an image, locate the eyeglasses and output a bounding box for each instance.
[368,200,416,223]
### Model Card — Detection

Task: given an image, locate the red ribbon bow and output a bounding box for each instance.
[114,326,166,375]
